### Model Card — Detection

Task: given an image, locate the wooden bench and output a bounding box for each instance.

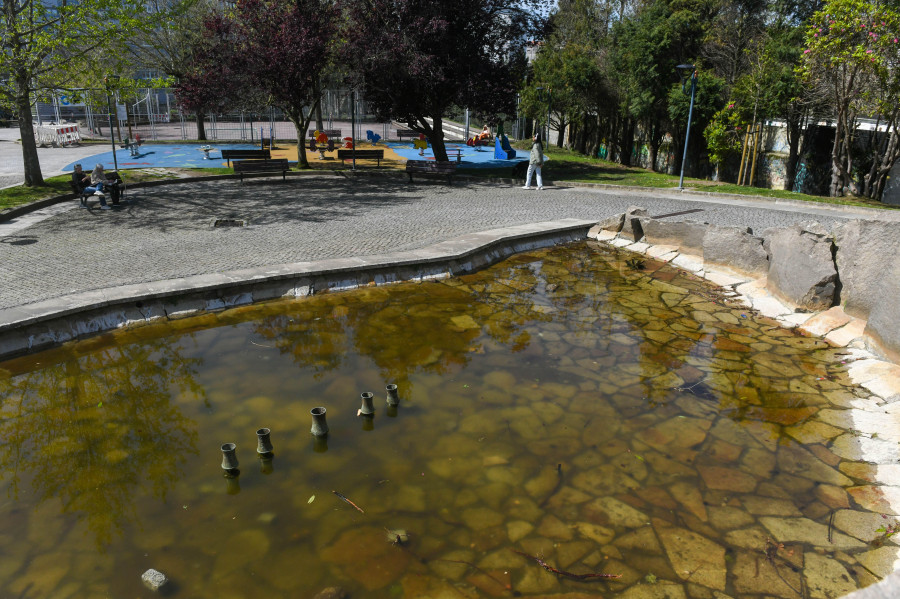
[337,149,385,166]
[233,158,290,182]
[397,129,419,139]
[308,129,341,139]
[221,149,270,167]
[406,160,456,185]
[71,171,124,205]
[446,149,463,163]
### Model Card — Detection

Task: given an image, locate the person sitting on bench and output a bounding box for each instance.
[71,163,91,207]
[83,164,112,210]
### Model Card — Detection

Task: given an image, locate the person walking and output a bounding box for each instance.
[83,164,111,210]
[522,132,544,190]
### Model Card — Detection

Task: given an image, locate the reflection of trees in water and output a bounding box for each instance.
[252,258,554,385]
[0,338,204,548]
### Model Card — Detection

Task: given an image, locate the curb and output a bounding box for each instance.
[0,218,595,360]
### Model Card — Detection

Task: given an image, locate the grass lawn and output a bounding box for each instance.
[3,147,899,212]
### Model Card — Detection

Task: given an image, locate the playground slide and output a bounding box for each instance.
[494,135,516,160]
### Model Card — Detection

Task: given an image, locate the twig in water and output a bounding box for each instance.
[332,490,365,514]
[513,551,621,580]
[827,510,835,544]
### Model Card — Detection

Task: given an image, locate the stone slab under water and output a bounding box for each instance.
[0,241,897,598]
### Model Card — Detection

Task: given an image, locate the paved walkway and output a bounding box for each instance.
[2,174,899,315]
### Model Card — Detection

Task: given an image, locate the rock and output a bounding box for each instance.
[763,222,838,311]
[803,551,856,599]
[591,213,625,235]
[618,581,688,598]
[654,520,726,590]
[758,517,867,549]
[833,220,900,318]
[141,569,168,592]
[865,258,900,363]
[702,225,768,277]
[312,587,348,599]
[622,206,650,241]
[639,218,708,255]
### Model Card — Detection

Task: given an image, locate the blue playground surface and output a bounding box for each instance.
[62,143,262,172]
[62,140,527,172]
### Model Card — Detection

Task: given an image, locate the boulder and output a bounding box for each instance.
[834,219,900,319]
[763,222,837,311]
[865,258,900,364]
[702,225,768,277]
[591,212,625,234]
[639,218,708,255]
[621,206,649,241]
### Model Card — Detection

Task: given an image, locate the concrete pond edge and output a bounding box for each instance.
[588,207,900,599]
[0,218,595,360]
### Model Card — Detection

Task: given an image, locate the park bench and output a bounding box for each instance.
[233,158,290,182]
[221,149,271,167]
[337,149,385,166]
[397,129,419,140]
[445,149,463,163]
[71,171,125,206]
[308,129,342,139]
[406,160,456,185]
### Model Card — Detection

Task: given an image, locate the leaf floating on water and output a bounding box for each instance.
[308,495,315,504]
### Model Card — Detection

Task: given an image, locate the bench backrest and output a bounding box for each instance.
[337,149,384,157]
[233,159,289,171]
[222,150,271,159]
[308,129,342,138]
[406,160,456,172]
[397,129,419,137]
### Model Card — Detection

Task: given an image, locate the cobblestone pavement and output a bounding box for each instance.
[2,174,897,311]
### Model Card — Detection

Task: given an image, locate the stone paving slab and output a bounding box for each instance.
[0,175,896,324]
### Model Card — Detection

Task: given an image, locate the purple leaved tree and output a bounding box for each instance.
[234,0,339,168]
[341,0,547,161]
[173,16,241,141]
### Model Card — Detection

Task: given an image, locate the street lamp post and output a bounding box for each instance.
[676,64,697,190]
[104,75,120,174]
[546,86,552,146]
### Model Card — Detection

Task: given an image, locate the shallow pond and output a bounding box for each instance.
[0,241,894,599]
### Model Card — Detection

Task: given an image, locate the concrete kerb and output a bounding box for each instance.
[0,218,594,359]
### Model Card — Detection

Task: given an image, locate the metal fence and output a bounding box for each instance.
[33,88,516,144]
[33,89,401,143]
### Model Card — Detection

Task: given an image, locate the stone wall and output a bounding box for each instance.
[597,210,900,364]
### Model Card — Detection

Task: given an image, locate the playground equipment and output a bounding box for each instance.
[366,130,381,145]
[494,135,516,160]
[308,130,336,158]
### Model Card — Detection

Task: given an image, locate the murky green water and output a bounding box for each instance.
[0,241,892,598]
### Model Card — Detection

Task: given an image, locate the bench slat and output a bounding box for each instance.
[337,149,384,166]
[233,159,290,182]
[221,149,271,166]
[405,160,456,184]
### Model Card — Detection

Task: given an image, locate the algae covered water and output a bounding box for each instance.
[0,241,894,598]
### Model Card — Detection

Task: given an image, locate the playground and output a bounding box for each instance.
[61,137,528,173]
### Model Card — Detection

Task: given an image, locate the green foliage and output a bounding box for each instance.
[704,104,744,166]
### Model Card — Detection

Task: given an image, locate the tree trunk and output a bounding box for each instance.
[785,112,801,191]
[16,71,44,187]
[196,112,207,141]
[423,115,447,161]
[619,118,635,167]
[314,77,323,132]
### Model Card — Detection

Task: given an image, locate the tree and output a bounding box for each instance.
[342,0,547,161]
[1,0,144,186]
[801,0,900,199]
[231,0,339,169]
[173,15,245,140]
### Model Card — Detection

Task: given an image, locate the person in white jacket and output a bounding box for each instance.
[522,132,544,190]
